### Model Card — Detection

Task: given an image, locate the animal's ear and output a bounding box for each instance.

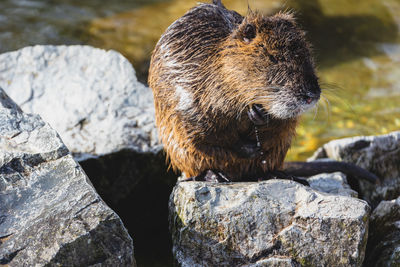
[243,24,256,43]
[235,23,257,43]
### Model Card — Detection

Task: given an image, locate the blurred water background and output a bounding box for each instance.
[2,0,400,265]
[2,0,400,160]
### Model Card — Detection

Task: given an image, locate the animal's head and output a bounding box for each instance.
[219,11,320,120]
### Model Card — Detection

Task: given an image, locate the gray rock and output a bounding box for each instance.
[364,197,400,266]
[0,88,135,266]
[309,131,400,206]
[0,45,160,158]
[169,180,370,267]
[308,172,358,197]
[0,45,174,206]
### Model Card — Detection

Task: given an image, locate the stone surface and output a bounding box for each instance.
[364,197,400,266]
[0,88,135,266]
[308,172,358,197]
[310,131,400,206]
[0,45,160,158]
[169,180,370,267]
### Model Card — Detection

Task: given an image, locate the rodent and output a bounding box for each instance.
[149,0,319,181]
[149,0,377,184]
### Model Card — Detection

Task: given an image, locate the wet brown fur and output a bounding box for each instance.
[148,1,320,181]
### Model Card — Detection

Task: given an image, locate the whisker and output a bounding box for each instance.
[319,82,345,92]
[313,102,319,120]
[320,94,331,120]
[321,88,355,114]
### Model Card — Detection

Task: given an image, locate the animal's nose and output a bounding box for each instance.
[304,90,320,104]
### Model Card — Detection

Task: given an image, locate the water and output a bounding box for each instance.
[3,0,399,159]
[0,0,163,53]
[1,0,400,265]
[290,0,400,159]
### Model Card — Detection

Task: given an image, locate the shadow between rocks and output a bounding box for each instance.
[363,217,400,266]
[79,150,178,267]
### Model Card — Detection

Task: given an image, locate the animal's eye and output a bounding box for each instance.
[243,24,256,43]
[268,54,277,64]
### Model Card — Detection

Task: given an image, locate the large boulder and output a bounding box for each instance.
[0,45,159,157]
[0,88,135,266]
[309,131,400,207]
[169,180,370,266]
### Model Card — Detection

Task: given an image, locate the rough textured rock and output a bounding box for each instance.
[169,180,370,267]
[0,88,135,266]
[364,197,400,266]
[309,131,400,206]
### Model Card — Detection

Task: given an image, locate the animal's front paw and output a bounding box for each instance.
[247,104,270,126]
[183,170,231,183]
